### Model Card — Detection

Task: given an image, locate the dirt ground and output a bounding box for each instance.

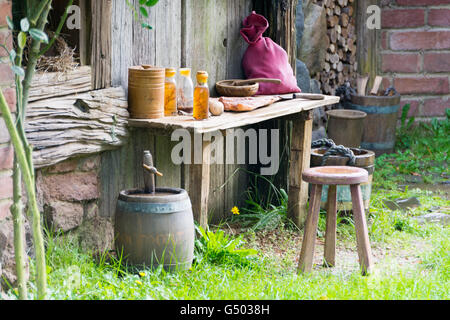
[244,229,430,275]
[261,181,448,275]
[225,179,448,276]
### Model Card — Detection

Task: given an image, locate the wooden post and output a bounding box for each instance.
[287,110,313,228]
[253,0,298,198]
[356,0,380,90]
[188,132,211,228]
[91,0,112,89]
[79,0,92,66]
[254,0,298,69]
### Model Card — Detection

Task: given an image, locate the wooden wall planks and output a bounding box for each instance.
[112,0,251,96]
[184,0,227,223]
[111,0,133,88]
[103,0,253,222]
[154,0,182,69]
[226,0,253,80]
[184,0,227,95]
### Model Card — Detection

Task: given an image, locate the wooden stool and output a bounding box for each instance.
[298,166,373,275]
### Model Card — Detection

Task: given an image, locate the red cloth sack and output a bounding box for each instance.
[241,11,301,95]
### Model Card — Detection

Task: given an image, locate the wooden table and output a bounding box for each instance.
[129,95,340,228]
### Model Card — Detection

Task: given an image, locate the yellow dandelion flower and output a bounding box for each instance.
[135,280,143,286]
[231,206,240,215]
[319,296,329,300]
[139,272,146,277]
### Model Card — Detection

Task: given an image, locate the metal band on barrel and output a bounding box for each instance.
[348,103,400,114]
[117,199,192,214]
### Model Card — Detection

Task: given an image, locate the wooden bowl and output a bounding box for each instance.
[215,78,282,97]
[216,80,259,97]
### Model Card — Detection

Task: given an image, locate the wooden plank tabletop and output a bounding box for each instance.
[128,95,340,134]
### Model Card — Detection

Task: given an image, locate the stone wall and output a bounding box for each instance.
[380,0,450,120]
[36,155,114,254]
[1,151,114,288]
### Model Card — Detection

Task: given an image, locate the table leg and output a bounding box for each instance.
[288,110,313,228]
[188,132,211,228]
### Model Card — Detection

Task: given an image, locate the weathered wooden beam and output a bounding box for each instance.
[29,66,92,102]
[26,87,129,168]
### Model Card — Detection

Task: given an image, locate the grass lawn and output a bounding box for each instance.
[3,110,449,300]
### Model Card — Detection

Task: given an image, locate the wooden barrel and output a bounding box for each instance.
[326,109,367,148]
[128,65,165,119]
[348,94,401,156]
[115,187,194,271]
[311,148,375,211]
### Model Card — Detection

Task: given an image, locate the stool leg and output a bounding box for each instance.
[350,184,373,275]
[298,184,323,273]
[324,185,337,267]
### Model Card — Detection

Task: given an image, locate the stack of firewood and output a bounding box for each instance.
[313,0,357,95]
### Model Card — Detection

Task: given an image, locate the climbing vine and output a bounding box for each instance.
[0,0,73,300]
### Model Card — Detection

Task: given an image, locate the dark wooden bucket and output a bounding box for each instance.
[326,109,367,148]
[311,148,375,211]
[115,188,194,271]
[348,94,401,156]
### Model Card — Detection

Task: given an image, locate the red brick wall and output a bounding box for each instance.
[0,0,14,224]
[0,0,16,287]
[381,0,450,119]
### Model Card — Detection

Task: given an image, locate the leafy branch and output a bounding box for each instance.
[125,0,159,30]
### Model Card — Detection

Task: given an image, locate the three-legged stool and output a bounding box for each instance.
[298,166,374,275]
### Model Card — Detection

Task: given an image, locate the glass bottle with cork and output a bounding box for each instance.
[193,71,209,120]
[164,68,177,116]
[177,68,194,114]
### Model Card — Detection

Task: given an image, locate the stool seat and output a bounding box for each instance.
[302,166,368,185]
